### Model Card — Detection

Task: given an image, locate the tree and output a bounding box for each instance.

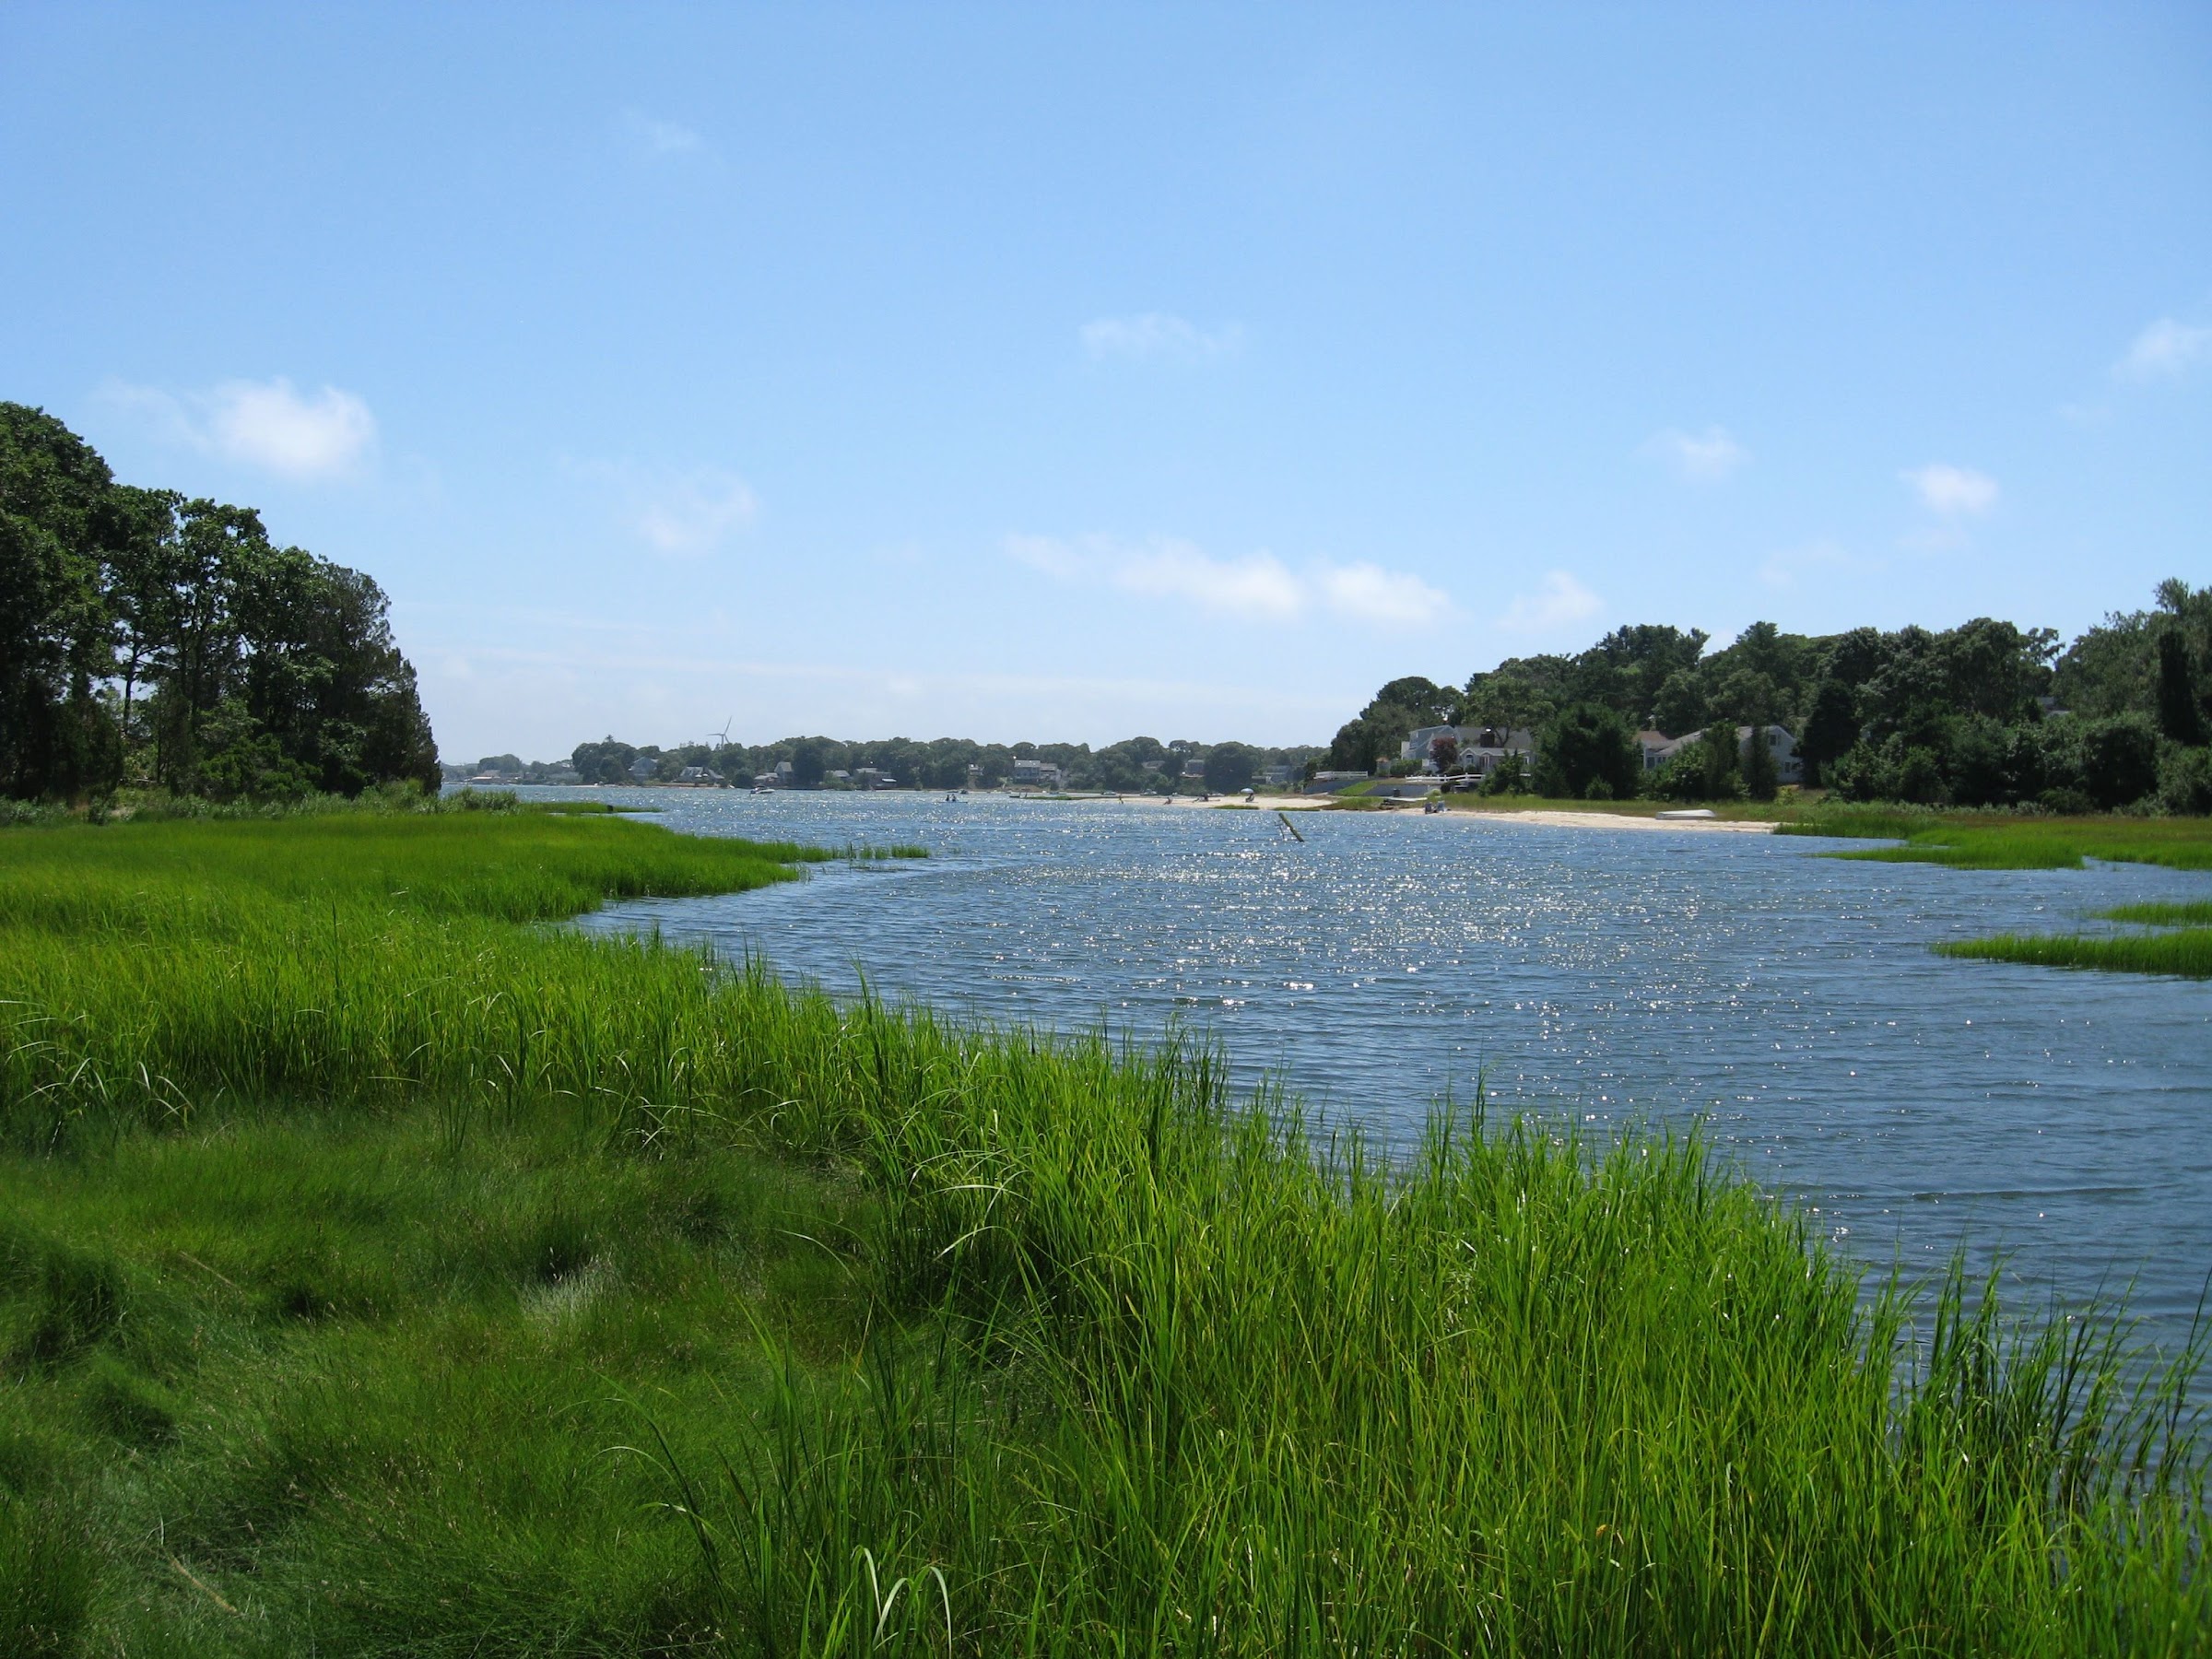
[1429,734,1460,774]
[1650,671,1707,739]
[1698,728,1739,800]
[789,739,827,787]
[1740,723,1778,802]
[1797,677,1859,785]
[2156,629,2206,745]
[0,403,119,797]
[1202,742,1256,793]
[1535,703,1639,800]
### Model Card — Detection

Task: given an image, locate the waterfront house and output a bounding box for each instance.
[1641,725,1802,783]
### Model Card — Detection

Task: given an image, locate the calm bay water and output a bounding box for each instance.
[559,788,2212,1348]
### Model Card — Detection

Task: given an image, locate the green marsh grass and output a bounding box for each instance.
[3,809,2208,1653]
[1779,804,2212,871]
[1937,928,2212,977]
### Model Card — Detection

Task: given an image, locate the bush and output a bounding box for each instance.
[2159,743,2212,816]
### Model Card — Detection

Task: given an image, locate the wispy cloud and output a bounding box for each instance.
[2115,316,2212,382]
[578,460,758,555]
[1901,463,1998,517]
[104,376,378,481]
[1078,312,1243,362]
[1497,571,1601,634]
[1315,562,1450,626]
[621,110,703,157]
[1640,425,1749,483]
[1006,534,1448,627]
[1759,540,1865,590]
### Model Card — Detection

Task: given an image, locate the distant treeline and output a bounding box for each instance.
[1332,583,2212,811]
[0,404,440,802]
[470,735,1324,794]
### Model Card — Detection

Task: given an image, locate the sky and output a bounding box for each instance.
[3,4,2208,761]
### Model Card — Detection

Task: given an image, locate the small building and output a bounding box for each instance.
[1641,725,1802,784]
[1010,758,1065,789]
[1397,726,1536,778]
[628,757,658,783]
[674,765,723,786]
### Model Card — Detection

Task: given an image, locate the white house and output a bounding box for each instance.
[1398,724,1537,777]
[1641,725,1802,784]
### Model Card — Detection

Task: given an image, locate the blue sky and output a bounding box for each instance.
[4,5,2207,760]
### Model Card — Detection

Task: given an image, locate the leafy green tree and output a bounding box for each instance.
[1202,742,1256,793]
[571,739,638,784]
[1535,703,1639,800]
[1797,678,1858,785]
[0,403,119,797]
[1650,671,1707,738]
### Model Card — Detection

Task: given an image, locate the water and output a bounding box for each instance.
[560,788,2212,1349]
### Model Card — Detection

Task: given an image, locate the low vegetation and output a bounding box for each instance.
[4,808,2207,1653]
[1777,803,2212,871]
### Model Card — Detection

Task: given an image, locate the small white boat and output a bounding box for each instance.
[1654,808,1716,820]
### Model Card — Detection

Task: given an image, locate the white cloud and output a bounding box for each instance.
[634,469,757,554]
[1641,425,1749,483]
[1112,540,1306,621]
[577,460,758,555]
[105,376,378,481]
[2115,317,2212,382]
[1078,312,1242,362]
[1498,571,1601,634]
[1901,463,1998,517]
[1315,561,1451,626]
[1005,534,1448,628]
[621,110,703,156]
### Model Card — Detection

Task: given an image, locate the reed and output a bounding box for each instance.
[3,811,2206,1654]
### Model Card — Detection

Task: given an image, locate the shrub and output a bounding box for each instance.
[2159,743,2212,816]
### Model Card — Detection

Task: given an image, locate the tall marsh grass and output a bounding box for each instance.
[3,811,2207,1653]
[1779,805,2212,871]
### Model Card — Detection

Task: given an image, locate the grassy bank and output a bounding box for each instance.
[1777,802,2212,870]
[4,811,2208,1653]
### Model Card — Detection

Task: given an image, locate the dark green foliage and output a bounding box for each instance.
[0,404,438,804]
[1356,584,2212,812]
[1535,702,1640,799]
[2161,743,2212,816]
[1740,724,1779,801]
[1200,740,1256,792]
[1326,677,1450,772]
[2157,628,2206,744]
[0,405,121,801]
[1798,676,1858,783]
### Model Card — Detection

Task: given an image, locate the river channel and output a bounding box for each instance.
[556,788,2212,1352]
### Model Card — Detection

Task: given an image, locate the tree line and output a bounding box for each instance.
[1328,582,2212,811]
[1,404,440,802]
[466,735,1322,794]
